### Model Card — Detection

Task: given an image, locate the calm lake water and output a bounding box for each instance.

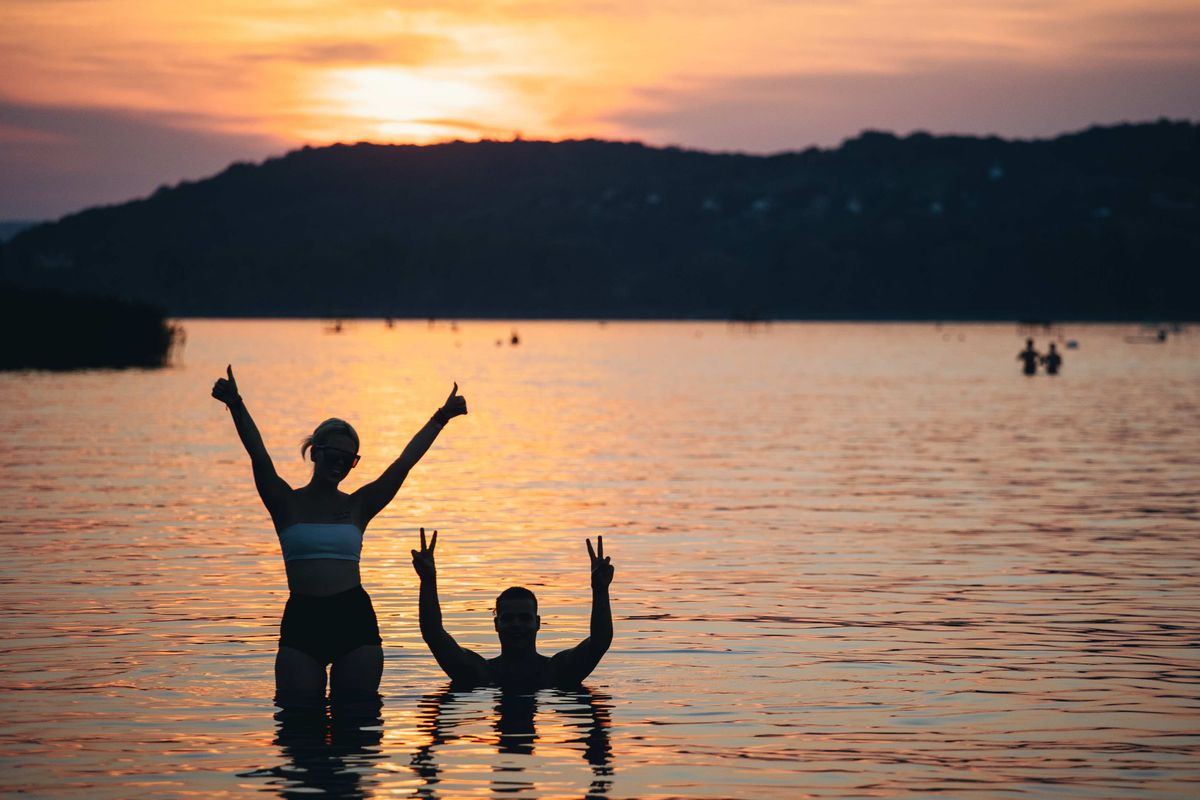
[1,320,1198,799]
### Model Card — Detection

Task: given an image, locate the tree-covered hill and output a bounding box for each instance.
[2,121,1197,319]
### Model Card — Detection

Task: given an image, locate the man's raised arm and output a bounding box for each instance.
[412,528,487,686]
[551,536,615,685]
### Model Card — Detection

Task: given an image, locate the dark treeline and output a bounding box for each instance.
[0,221,39,243]
[2,120,1197,319]
[0,284,181,370]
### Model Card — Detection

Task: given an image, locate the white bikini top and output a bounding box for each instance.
[278,523,363,563]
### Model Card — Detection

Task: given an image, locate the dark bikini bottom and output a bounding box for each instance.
[279,584,382,665]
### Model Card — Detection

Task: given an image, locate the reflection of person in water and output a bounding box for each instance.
[411,528,614,689]
[410,687,614,798]
[1042,343,1063,375]
[1017,338,1040,375]
[244,701,385,798]
[211,366,467,705]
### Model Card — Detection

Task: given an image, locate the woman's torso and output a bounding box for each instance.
[276,488,364,597]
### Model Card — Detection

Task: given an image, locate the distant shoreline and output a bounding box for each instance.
[0,285,182,371]
[171,315,1198,324]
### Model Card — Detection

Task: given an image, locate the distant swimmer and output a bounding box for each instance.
[1017,339,1040,375]
[1042,343,1063,375]
[411,529,614,690]
[211,367,467,706]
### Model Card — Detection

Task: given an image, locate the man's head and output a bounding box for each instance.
[494,586,540,652]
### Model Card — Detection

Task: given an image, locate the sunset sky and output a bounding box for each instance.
[2,0,1198,218]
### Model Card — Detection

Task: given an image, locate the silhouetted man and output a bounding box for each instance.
[411,529,614,689]
[1042,343,1063,375]
[1017,338,1040,375]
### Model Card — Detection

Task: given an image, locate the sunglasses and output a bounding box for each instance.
[313,445,360,468]
[495,611,536,624]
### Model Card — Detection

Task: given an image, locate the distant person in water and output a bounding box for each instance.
[1042,343,1063,375]
[211,366,467,706]
[1017,339,1040,375]
[411,528,614,689]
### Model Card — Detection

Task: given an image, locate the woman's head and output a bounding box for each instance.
[301,418,360,481]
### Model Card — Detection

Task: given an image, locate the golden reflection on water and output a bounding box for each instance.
[1,320,1199,798]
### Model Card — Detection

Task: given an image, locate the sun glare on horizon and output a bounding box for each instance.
[306,67,516,144]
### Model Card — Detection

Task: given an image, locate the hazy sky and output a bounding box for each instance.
[2,0,1198,218]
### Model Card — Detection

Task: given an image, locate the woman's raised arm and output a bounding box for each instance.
[353,383,467,525]
[212,365,291,518]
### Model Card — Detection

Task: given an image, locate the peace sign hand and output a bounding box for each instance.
[586,536,614,590]
[411,527,438,580]
[211,364,241,406]
[439,382,468,420]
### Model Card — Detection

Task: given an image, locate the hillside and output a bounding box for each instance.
[2,121,1197,319]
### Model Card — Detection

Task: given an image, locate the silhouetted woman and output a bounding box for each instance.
[211,365,467,706]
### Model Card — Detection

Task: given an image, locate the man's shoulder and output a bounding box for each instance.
[548,646,591,685]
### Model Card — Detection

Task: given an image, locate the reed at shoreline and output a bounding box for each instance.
[0,284,182,370]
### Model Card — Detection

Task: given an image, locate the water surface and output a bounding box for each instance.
[1,320,1198,798]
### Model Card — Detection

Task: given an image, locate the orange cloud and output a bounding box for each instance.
[1,0,1197,214]
[4,0,1197,144]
